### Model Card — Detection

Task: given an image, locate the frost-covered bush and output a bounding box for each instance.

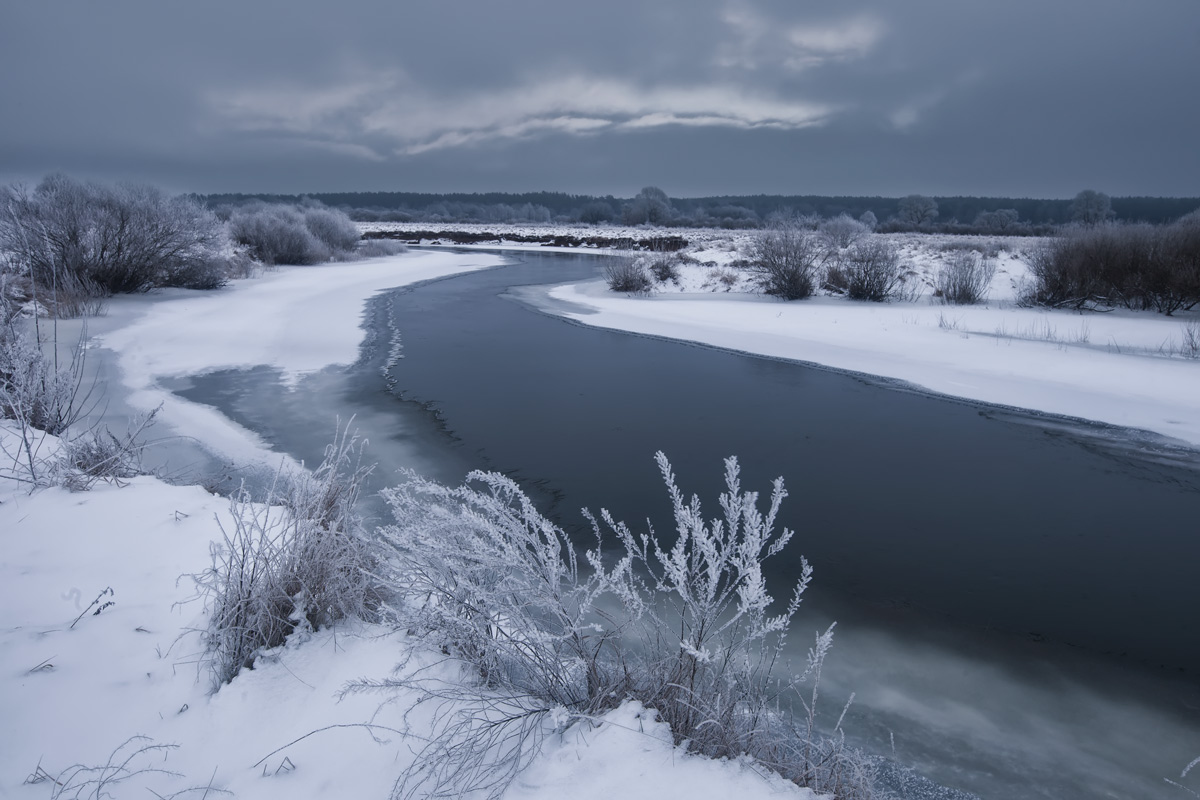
[830,239,905,302]
[361,453,870,800]
[0,319,158,489]
[0,324,89,436]
[646,253,682,283]
[604,258,653,293]
[227,202,360,266]
[935,251,996,305]
[819,214,870,250]
[0,175,229,296]
[747,224,826,300]
[59,419,151,489]
[227,204,327,266]
[302,206,361,255]
[196,429,378,686]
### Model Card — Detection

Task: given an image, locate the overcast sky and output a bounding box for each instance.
[2,1,1197,198]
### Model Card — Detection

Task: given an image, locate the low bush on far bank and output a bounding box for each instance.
[227,202,361,266]
[605,258,653,293]
[1028,217,1200,314]
[935,251,997,305]
[826,239,906,302]
[746,224,827,300]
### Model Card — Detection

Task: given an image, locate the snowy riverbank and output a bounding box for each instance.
[539,231,1200,449]
[0,423,820,800]
[359,223,1200,448]
[1,247,826,799]
[95,248,504,467]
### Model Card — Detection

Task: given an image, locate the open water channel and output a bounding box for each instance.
[164,249,1199,799]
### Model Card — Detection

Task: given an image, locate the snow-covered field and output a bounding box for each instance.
[1,249,821,800]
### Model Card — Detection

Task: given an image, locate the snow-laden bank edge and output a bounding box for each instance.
[96,249,504,468]
[0,424,820,800]
[1,248,832,800]
[529,235,1200,450]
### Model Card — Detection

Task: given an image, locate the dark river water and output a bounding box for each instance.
[171,250,1200,799]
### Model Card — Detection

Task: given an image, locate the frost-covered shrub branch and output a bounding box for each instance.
[746,224,828,300]
[360,452,871,799]
[194,427,379,686]
[935,251,997,305]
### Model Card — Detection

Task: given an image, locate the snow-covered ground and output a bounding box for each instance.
[1,247,822,799]
[0,424,817,800]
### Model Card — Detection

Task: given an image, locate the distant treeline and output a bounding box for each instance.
[196,190,1200,232]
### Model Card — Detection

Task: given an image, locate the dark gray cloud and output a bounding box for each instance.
[2,0,1197,197]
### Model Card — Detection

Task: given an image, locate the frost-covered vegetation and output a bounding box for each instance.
[584,211,1199,316]
[225,201,363,265]
[746,223,827,300]
[935,250,997,305]
[350,452,869,799]
[604,256,654,293]
[0,174,391,315]
[1027,215,1200,314]
[1,174,234,300]
[0,281,158,489]
[195,428,379,686]
[827,239,907,302]
[182,434,873,797]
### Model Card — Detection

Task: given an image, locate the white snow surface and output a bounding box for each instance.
[98,250,501,466]
[0,422,818,800]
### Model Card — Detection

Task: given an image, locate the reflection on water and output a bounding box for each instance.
[168,250,1198,799]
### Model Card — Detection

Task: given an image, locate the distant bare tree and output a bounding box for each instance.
[974,209,1020,232]
[1070,190,1115,226]
[578,201,615,224]
[858,210,878,231]
[897,195,939,227]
